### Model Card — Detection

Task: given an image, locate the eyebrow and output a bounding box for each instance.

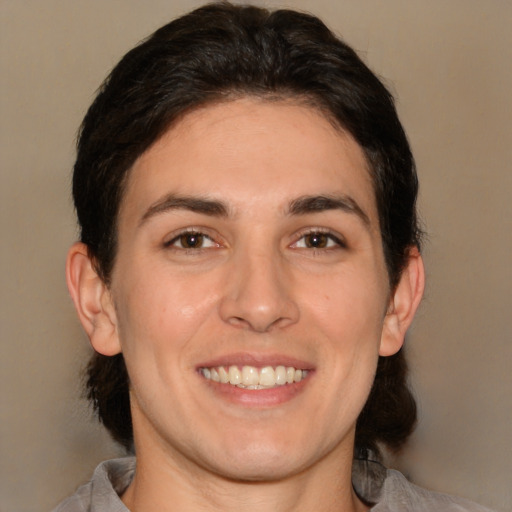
[139,192,370,227]
[140,194,229,226]
[287,194,370,226]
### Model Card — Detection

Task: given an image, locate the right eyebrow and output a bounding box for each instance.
[287,194,371,227]
[139,194,229,227]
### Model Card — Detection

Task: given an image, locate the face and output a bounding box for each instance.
[105,98,397,481]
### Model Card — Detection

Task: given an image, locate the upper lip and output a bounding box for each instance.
[197,352,314,371]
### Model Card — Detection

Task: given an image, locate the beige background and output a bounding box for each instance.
[1,1,510,510]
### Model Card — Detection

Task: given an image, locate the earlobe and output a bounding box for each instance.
[66,242,122,356]
[380,247,425,356]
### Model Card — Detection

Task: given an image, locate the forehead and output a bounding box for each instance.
[121,98,378,227]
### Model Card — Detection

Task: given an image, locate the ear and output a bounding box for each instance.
[379,247,425,356]
[66,242,122,356]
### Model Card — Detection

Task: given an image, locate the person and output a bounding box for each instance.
[54,3,493,511]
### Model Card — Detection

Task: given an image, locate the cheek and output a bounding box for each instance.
[114,267,221,360]
[304,266,387,404]
[305,267,388,343]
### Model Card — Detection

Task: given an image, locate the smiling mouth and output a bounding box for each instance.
[199,365,309,389]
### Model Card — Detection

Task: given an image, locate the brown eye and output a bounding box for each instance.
[304,233,329,248]
[166,230,218,250]
[291,231,345,250]
[179,233,204,248]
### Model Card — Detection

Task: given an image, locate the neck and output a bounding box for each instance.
[121,438,369,512]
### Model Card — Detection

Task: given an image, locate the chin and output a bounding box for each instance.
[210,452,306,483]
[197,432,319,483]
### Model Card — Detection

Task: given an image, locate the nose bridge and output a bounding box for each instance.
[219,242,299,332]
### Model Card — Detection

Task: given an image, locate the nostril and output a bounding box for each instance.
[228,316,249,328]
[218,272,300,332]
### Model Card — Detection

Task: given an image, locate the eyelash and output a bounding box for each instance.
[164,229,219,251]
[291,229,346,251]
[164,228,346,252]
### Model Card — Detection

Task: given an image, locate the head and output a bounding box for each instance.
[69,3,422,460]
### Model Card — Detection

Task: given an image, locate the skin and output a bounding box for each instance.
[67,98,424,512]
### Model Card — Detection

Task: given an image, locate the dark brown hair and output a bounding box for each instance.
[76,2,420,457]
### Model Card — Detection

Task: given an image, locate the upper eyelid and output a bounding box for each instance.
[292,227,346,243]
[161,226,346,247]
[164,227,219,246]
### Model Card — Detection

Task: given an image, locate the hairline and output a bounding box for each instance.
[101,91,386,284]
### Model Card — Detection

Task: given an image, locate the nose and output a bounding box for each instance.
[219,248,300,333]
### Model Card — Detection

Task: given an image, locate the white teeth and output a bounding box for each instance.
[201,364,308,388]
[259,366,275,387]
[218,366,229,383]
[242,365,259,386]
[228,366,241,385]
[275,365,287,385]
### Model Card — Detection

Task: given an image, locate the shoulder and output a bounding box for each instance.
[51,457,135,512]
[51,480,92,512]
[372,469,496,512]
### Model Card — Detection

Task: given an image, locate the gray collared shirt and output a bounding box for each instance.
[52,457,495,511]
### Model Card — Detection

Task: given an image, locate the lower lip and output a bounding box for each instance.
[200,374,312,407]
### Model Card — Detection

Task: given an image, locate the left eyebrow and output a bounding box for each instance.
[139,194,229,227]
[287,194,371,227]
